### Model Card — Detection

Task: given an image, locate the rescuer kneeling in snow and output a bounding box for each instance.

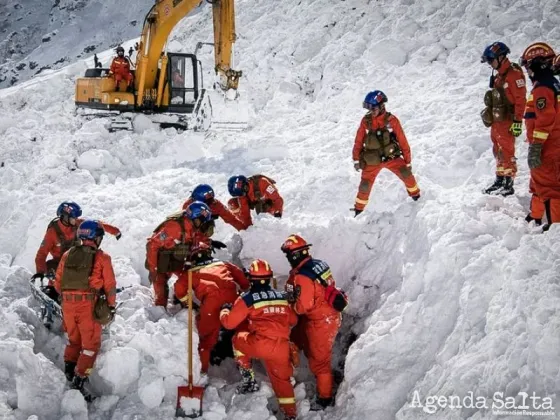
[174,242,250,373]
[145,202,214,307]
[54,220,117,398]
[227,174,284,228]
[220,259,298,420]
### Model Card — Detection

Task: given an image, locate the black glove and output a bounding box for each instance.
[211,214,219,220]
[273,212,282,218]
[286,284,301,303]
[528,143,543,169]
[115,231,122,240]
[220,303,233,311]
[211,240,227,250]
[109,306,116,321]
[32,273,45,280]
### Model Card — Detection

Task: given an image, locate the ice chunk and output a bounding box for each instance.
[137,367,164,409]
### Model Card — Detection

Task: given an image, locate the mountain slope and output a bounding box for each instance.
[0,0,559,419]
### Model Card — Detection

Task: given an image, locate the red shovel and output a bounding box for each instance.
[176,271,204,418]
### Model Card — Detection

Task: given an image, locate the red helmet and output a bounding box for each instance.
[280,234,312,253]
[248,259,273,283]
[553,54,560,75]
[189,242,212,262]
[519,42,556,68]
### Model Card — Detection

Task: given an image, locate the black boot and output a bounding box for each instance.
[236,366,259,394]
[354,208,363,217]
[411,193,421,201]
[484,176,505,194]
[64,361,77,382]
[500,177,514,196]
[310,396,333,411]
[71,375,94,402]
[525,213,542,226]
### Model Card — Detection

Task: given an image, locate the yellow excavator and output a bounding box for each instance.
[74,0,244,131]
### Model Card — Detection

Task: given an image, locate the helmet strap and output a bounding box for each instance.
[60,214,70,226]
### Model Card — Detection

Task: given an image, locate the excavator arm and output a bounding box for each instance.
[135,0,241,107]
[211,0,242,91]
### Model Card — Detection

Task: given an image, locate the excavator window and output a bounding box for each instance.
[168,54,197,107]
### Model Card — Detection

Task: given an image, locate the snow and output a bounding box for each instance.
[0,0,560,419]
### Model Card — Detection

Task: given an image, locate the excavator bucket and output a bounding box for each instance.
[207,89,250,131]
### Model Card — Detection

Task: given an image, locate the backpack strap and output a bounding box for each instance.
[153,212,187,243]
[49,218,65,244]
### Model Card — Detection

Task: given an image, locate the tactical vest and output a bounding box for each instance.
[153,212,191,273]
[360,112,402,167]
[248,175,276,214]
[481,63,521,127]
[60,246,97,291]
[49,218,79,254]
[297,258,348,312]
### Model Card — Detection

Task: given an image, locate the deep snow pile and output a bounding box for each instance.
[1,0,560,419]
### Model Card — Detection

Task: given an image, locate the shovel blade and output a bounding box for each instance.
[175,385,204,418]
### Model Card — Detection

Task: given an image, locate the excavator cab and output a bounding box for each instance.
[164,53,202,113]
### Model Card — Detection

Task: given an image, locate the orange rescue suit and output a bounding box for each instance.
[182,197,246,231]
[286,256,341,400]
[174,260,250,373]
[35,218,120,273]
[352,111,420,210]
[220,284,297,418]
[54,243,116,378]
[489,59,527,177]
[524,78,560,222]
[109,56,133,90]
[227,176,284,228]
[146,216,208,306]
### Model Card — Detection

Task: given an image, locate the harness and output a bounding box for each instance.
[153,212,190,273]
[248,175,276,213]
[360,112,402,166]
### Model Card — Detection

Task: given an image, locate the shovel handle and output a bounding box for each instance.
[188,270,193,387]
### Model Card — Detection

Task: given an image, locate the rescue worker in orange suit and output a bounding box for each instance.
[174,242,250,373]
[480,41,527,196]
[109,46,134,92]
[145,202,214,307]
[33,202,121,299]
[182,184,246,232]
[281,234,347,411]
[54,220,117,398]
[227,174,284,228]
[220,259,298,420]
[352,90,420,216]
[520,42,560,231]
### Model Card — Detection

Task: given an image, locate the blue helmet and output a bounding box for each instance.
[184,201,212,223]
[57,201,82,219]
[228,175,248,197]
[191,184,215,203]
[363,90,388,109]
[77,220,104,240]
[481,42,510,63]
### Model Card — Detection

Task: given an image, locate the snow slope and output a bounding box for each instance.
[1,0,560,419]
